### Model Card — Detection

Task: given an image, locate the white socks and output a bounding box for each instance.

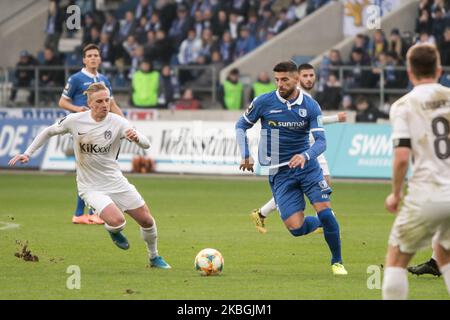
[104,220,126,233]
[141,224,158,259]
[382,267,408,300]
[440,263,450,294]
[260,198,277,217]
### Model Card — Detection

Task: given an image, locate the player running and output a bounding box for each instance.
[382,44,450,299]
[59,43,124,225]
[9,83,171,269]
[250,64,346,234]
[236,61,347,275]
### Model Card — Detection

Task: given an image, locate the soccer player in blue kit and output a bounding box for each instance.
[235,61,347,275]
[59,44,124,225]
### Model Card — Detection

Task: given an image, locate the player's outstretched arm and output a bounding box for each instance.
[8,154,30,167]
[58,97,88,113]
[124,128,150,149]
[323,112,347,124]
[8,122,69,167]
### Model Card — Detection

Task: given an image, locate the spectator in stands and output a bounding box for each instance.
[345,48,371,88]
[82,12,99,46]
[202,9,214,31]
[388,28,407,61]
[249,71,276,102]
[135,16,150,44]
[190,0,213,18]
[40,47,63,85]
[147,29,173,66]
[287,0,307,22]
[148,11,162,32]
[440,27,450,66]
[234,26,258,59]
[177,29,202,65]
[351,33,371,64]
[315,72,342,111]
[416,8,433,35]
[232,0,251,20]
[188,50,224,88]
[199,28,216,61]
[259,8,276,40]
[219,31,236,65]
[99,32,115,68]
[135,0,154,20]
[245,11,261,36]
[354,95,389,123]
[269,8,290,35]
[431,6,447,45]
[39,47,63,104]
[319,48,343,90]
[416,30,436,45]
[101,10,120,44]
[9,50,38,105]
[131,60,160,108]
[228,11,243,40]
[168,4,191,49]
[118,11,137,43]
[129,45,145,79]
[190,9,205,40]
[369,29,388,63]
[370,51,404,89]
[219,68,243,110]
[158,65,180,108]
[122,34,138,65]
[157,0,177,33]
[44,0,64,51]
[87,26,101,46]
[174,88,201,110]
[212,10,229,39]
[341,94,355,111]
[256,0,275,16]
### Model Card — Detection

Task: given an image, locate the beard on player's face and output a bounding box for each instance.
[300,80,314,90]
[278,86,296,99]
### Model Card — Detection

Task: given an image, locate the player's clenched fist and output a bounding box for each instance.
[239,157,254,172]
[385,193,402,214]
[125,128,139,143]
[8,154,30,167]
[288,154,306,169]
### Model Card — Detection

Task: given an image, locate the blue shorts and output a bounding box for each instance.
[269,165,332,221]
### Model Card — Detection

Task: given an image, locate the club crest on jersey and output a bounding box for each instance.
[299,109,307,117]
[104,130,112,140]
[319,180,329,190]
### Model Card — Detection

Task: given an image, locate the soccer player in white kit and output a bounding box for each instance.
[251,64,346,233]
[382,44,450,299]
[9,83,171,269]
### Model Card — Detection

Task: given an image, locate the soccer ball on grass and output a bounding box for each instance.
[194,248,224,276]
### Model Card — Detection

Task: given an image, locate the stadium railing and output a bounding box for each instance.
[2,64,219,108]
[2,65,449,109]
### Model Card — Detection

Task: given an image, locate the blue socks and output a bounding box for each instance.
[75,195,85,217]
[289,216,321,236]
[317,208,342,264]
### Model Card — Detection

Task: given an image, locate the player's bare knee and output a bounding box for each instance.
[313,202,330,213]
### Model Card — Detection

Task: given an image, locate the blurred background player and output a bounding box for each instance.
[59,44,124,225]
[236,61,347,275]
[382,44,450,299]
[251,63,346,234]
[10,83,171,269]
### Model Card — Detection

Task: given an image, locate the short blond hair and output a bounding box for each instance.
[84,82,110,99]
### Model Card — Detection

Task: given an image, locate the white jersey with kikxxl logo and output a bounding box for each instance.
[24,111,149,193]
[390,83,450,186]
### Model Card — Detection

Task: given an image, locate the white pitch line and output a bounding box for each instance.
[0,221,20,231]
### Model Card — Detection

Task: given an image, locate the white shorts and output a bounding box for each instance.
[388,183,450,253]
[317,154,330,176]
[79,184,145,215]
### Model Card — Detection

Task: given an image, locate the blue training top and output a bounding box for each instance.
[235,89,326,167]
[61,68,113,107]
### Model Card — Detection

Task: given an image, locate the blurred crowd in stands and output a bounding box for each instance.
[7,0,450,119]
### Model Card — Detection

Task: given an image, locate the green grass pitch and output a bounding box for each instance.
[0,172,447,299]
